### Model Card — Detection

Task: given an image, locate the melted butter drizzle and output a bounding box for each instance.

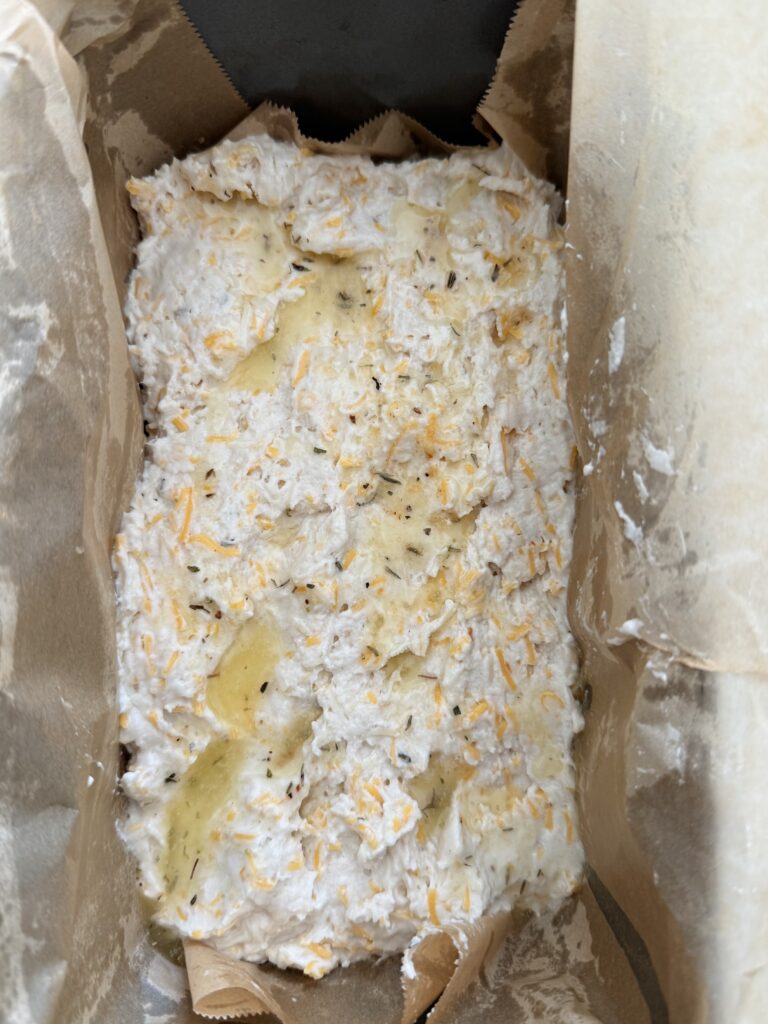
[163,615,316,909]
[206,617,281,736]
[225,257,370,395]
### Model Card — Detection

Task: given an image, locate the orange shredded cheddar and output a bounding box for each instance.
[170,597,186,632]
[540,690,566,711]
[564,811,575,844]
[504,704,520,732]
[245,850,276,889]
[203,330,232,349]
[306,941,332,961]
[547,361,561,400]
[427,888,440,926]
[365,782,384,803]
[161,651,180,680]
[483,249,507,265]
[495,713,507,740]
[206,432,239,443]
[393,805,413,832]
[292,349,310,386]
[178,487,193,543]
[508,623,530,642]
[467,699,490,722]
[342,548,357,569]
[189,534,240,557]
[495,647,517,690]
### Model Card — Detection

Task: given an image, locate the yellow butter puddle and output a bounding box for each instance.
[225,256,371,395]
[206,616,282,736]
[162,617,317,906]
[162,725,315,906]
[221,181,482,398]
[163,737,248,904]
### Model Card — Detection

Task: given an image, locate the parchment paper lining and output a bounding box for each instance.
[4,0,765,1021]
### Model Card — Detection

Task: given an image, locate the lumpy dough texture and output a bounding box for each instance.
[115,135,583,978]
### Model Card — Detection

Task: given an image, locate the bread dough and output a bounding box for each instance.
[115,135,582,977]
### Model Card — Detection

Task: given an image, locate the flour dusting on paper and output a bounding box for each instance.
[607,315,625,374]
[642,436,675,476]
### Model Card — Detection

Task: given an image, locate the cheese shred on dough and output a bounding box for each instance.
[115,136,583,978]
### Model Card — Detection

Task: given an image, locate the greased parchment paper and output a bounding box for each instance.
[1,0,766,1022]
